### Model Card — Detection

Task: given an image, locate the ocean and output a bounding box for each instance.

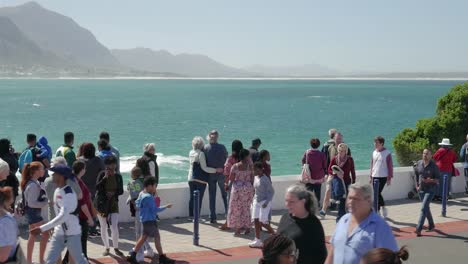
[0,79,463,183]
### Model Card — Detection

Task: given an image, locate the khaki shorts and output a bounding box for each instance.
[325,175,333,191]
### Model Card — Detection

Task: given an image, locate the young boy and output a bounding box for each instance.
[127,177,175,264]
[127,166,154,261]
[249,162,275,248]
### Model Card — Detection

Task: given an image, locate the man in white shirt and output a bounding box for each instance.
[31,164,87,264]
[369,136,393,217]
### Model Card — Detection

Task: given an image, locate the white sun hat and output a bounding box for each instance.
[438,138,452,146]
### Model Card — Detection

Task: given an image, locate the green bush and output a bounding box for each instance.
[393,82,468,166]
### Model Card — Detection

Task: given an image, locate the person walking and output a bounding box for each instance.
[94,156,124,257]
[413,149,440,237]
[325,183,398,264]
[369,136,393,217]
[460,134,468,194]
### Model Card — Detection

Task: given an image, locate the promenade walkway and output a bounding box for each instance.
[19,195,468,264]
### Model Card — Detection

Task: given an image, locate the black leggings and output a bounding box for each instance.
[373,177,387,211]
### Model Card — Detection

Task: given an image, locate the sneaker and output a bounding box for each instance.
[319,210,326,217]
[382,207,388,218]
[159,254,176,264]
[248,239,264,248]
[126,251,139,264]
[210,219,217,224]
[114,248,124,257]
[102,248,110,256]
[427,225,435,232]
[144,248,155,258]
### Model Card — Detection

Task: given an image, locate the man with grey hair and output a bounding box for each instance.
[203,130,228,224]
[325,183,397,264]
[460,134,468,194]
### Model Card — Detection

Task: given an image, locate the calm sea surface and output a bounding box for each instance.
[0,79,463,183]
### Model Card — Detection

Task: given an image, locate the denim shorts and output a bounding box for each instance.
[25,207,43,225]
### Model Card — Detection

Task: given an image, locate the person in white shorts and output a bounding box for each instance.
[249,162,275,248]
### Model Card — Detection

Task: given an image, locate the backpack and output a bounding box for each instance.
[15,181,46,217]
[18,149,33,172]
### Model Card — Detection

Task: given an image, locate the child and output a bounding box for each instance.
[249,162,275,248]
[127,167,144,217]
[127,177,175,264]
[127,166,154,261]
[36,136,52,162]
[330,165,347,203]
[259,150,271,180]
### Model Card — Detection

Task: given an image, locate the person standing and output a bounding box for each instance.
[141,143,159,185]
[99,132,120,174]
[94,156,124,257]
[414,149,440,236]
[301,138,327,204]
[277,184,327,264]
[55,132,76,167]
[249,138,262,163]
[19,134,50,182]
[21,162,49,264]
[203,130,228,224]
[226,149,255,235]
[0,139,19,202]
[0,187,18,263]
[325,183,398,264]
[433,138,458,200]
[322,128,338,168]
[188,137,223,221]
[30,164,88,264]
[369,136,393,217]
[460,134,468,194]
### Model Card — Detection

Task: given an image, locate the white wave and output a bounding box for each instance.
[307,95,330,98]
[119,153,190,173]
[32,103,41,107]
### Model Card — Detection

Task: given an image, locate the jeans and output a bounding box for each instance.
[208,173,228,220]
[438,171,452,197]
[373,177,387,211]
[98,213,119,249]
[416,191,435,232]
[305,183,322,204]
[188,181,207,217]
[45,234,87,264]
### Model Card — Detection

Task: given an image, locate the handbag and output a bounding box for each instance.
[453,165,460,177]
[301,150,312,183]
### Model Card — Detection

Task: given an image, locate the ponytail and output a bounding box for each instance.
[20,162,43,191]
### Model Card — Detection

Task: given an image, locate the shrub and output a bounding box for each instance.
[393,82,468,166]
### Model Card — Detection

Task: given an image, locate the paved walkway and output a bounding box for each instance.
[19,195,468,263]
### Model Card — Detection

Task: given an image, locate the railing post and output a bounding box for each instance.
[373,178,379,213]
[441,174,448,217]
[193,190,200,245]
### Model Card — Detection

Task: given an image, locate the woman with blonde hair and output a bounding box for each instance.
[21,162,49,264]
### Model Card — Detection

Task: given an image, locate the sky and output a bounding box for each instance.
[1,0,467,73]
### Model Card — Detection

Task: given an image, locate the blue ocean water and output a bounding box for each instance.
[0,79,463,183]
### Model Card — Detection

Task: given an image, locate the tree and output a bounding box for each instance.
[393,82,468,166]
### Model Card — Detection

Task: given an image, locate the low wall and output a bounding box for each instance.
[117,163,465,222]
[31,163,465,223]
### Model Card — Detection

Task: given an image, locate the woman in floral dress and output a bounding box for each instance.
[227,149,255,235]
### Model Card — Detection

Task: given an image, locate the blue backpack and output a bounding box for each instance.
[18,148,33,172]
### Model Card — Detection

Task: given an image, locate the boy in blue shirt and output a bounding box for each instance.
[127,177,174,264]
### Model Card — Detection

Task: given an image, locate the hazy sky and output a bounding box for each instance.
[1,0,467,72]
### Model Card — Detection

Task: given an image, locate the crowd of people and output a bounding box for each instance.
[0,129,466,264]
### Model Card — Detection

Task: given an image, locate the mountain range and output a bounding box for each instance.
[0,2,467,78]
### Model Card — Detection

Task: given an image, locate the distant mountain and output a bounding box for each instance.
[0,16,64,67]
[112,48,252,77]
[0,1,119,68]
[244,64,340,77]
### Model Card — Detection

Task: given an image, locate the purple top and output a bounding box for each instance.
[302,149,327,181]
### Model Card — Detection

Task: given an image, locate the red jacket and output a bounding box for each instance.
[328,156,356,185]
[433,148,458,172]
